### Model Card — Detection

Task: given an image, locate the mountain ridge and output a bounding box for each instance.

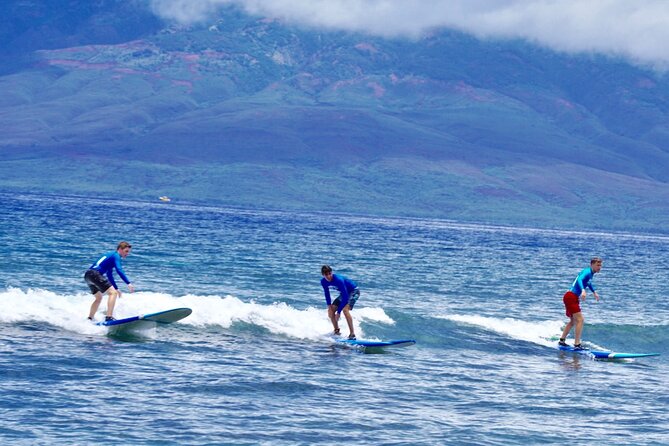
[1,1,668,231]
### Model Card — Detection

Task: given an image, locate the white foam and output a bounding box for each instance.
[0,288,394,340]
[440,313,565,347]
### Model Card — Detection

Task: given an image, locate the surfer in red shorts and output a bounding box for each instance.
[559,257,602,350]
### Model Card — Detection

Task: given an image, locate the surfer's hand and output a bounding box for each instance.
[128,284,135,293]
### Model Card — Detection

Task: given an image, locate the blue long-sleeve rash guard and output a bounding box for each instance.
[89,251,131,290]
[570,267,596,296]
[321,273,357,314]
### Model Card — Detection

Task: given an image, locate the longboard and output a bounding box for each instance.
[558,344,659,360]
[96,307,192,333]
[336,338,416,348]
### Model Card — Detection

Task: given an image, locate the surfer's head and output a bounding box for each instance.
[117,241,132,258]
[321,264,333,280]
[590,256,603,272]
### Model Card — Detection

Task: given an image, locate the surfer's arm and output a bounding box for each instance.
[587,281,596,293]
[575,270,589,297]
[322,281,332,306]
[114,255,133,290]
[584,271,597,299]
[591,288,600,301]
[106,271,119,290]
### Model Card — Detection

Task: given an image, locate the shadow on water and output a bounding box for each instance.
[105,330,156,343]
[557,351,585,370]
[557,350,660,371]
[328,343,412,355]
[359,346,408,355]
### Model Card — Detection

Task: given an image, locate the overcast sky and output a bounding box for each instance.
[150,0,669,69]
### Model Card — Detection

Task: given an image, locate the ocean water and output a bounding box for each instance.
[1,191,668,445]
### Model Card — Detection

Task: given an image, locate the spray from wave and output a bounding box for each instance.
[0,288,394,340]
[440,313,565,348]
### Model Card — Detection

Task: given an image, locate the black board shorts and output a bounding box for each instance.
[332,288,360,310]
[84,269,112,294]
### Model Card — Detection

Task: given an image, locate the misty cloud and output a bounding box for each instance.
[149,0,669,69]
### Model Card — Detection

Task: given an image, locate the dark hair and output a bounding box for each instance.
[321,265,332,275]
[117,241,132,250]
[590,257,602,265]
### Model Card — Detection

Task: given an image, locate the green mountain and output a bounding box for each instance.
[1,2,668,231]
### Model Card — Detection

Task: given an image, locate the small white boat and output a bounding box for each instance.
[159,196,171,202]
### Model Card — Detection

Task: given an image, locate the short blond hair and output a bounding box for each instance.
[117,241,132,250]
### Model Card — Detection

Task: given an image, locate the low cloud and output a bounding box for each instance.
[150,0,669,69]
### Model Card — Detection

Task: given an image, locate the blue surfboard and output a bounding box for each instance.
[336,338,416,348]
[558,344,659,360]
[96,307,192,333]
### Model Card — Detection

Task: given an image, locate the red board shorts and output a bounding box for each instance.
[563,291,581,317]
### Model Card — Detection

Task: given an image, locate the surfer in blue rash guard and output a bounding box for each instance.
[559,257,602,350]
[320,265,360,340]
[84,241,135,322]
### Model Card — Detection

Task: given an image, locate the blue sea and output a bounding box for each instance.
[1,192,668,445]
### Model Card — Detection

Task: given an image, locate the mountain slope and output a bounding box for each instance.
[1,2,668,231]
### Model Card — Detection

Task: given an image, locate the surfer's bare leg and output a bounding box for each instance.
[573,312,584,345]
[342,305,355,338]
[88,292,103,319]
[560,316,574,341]
[328,304,340,334]
[104,287,119,319]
